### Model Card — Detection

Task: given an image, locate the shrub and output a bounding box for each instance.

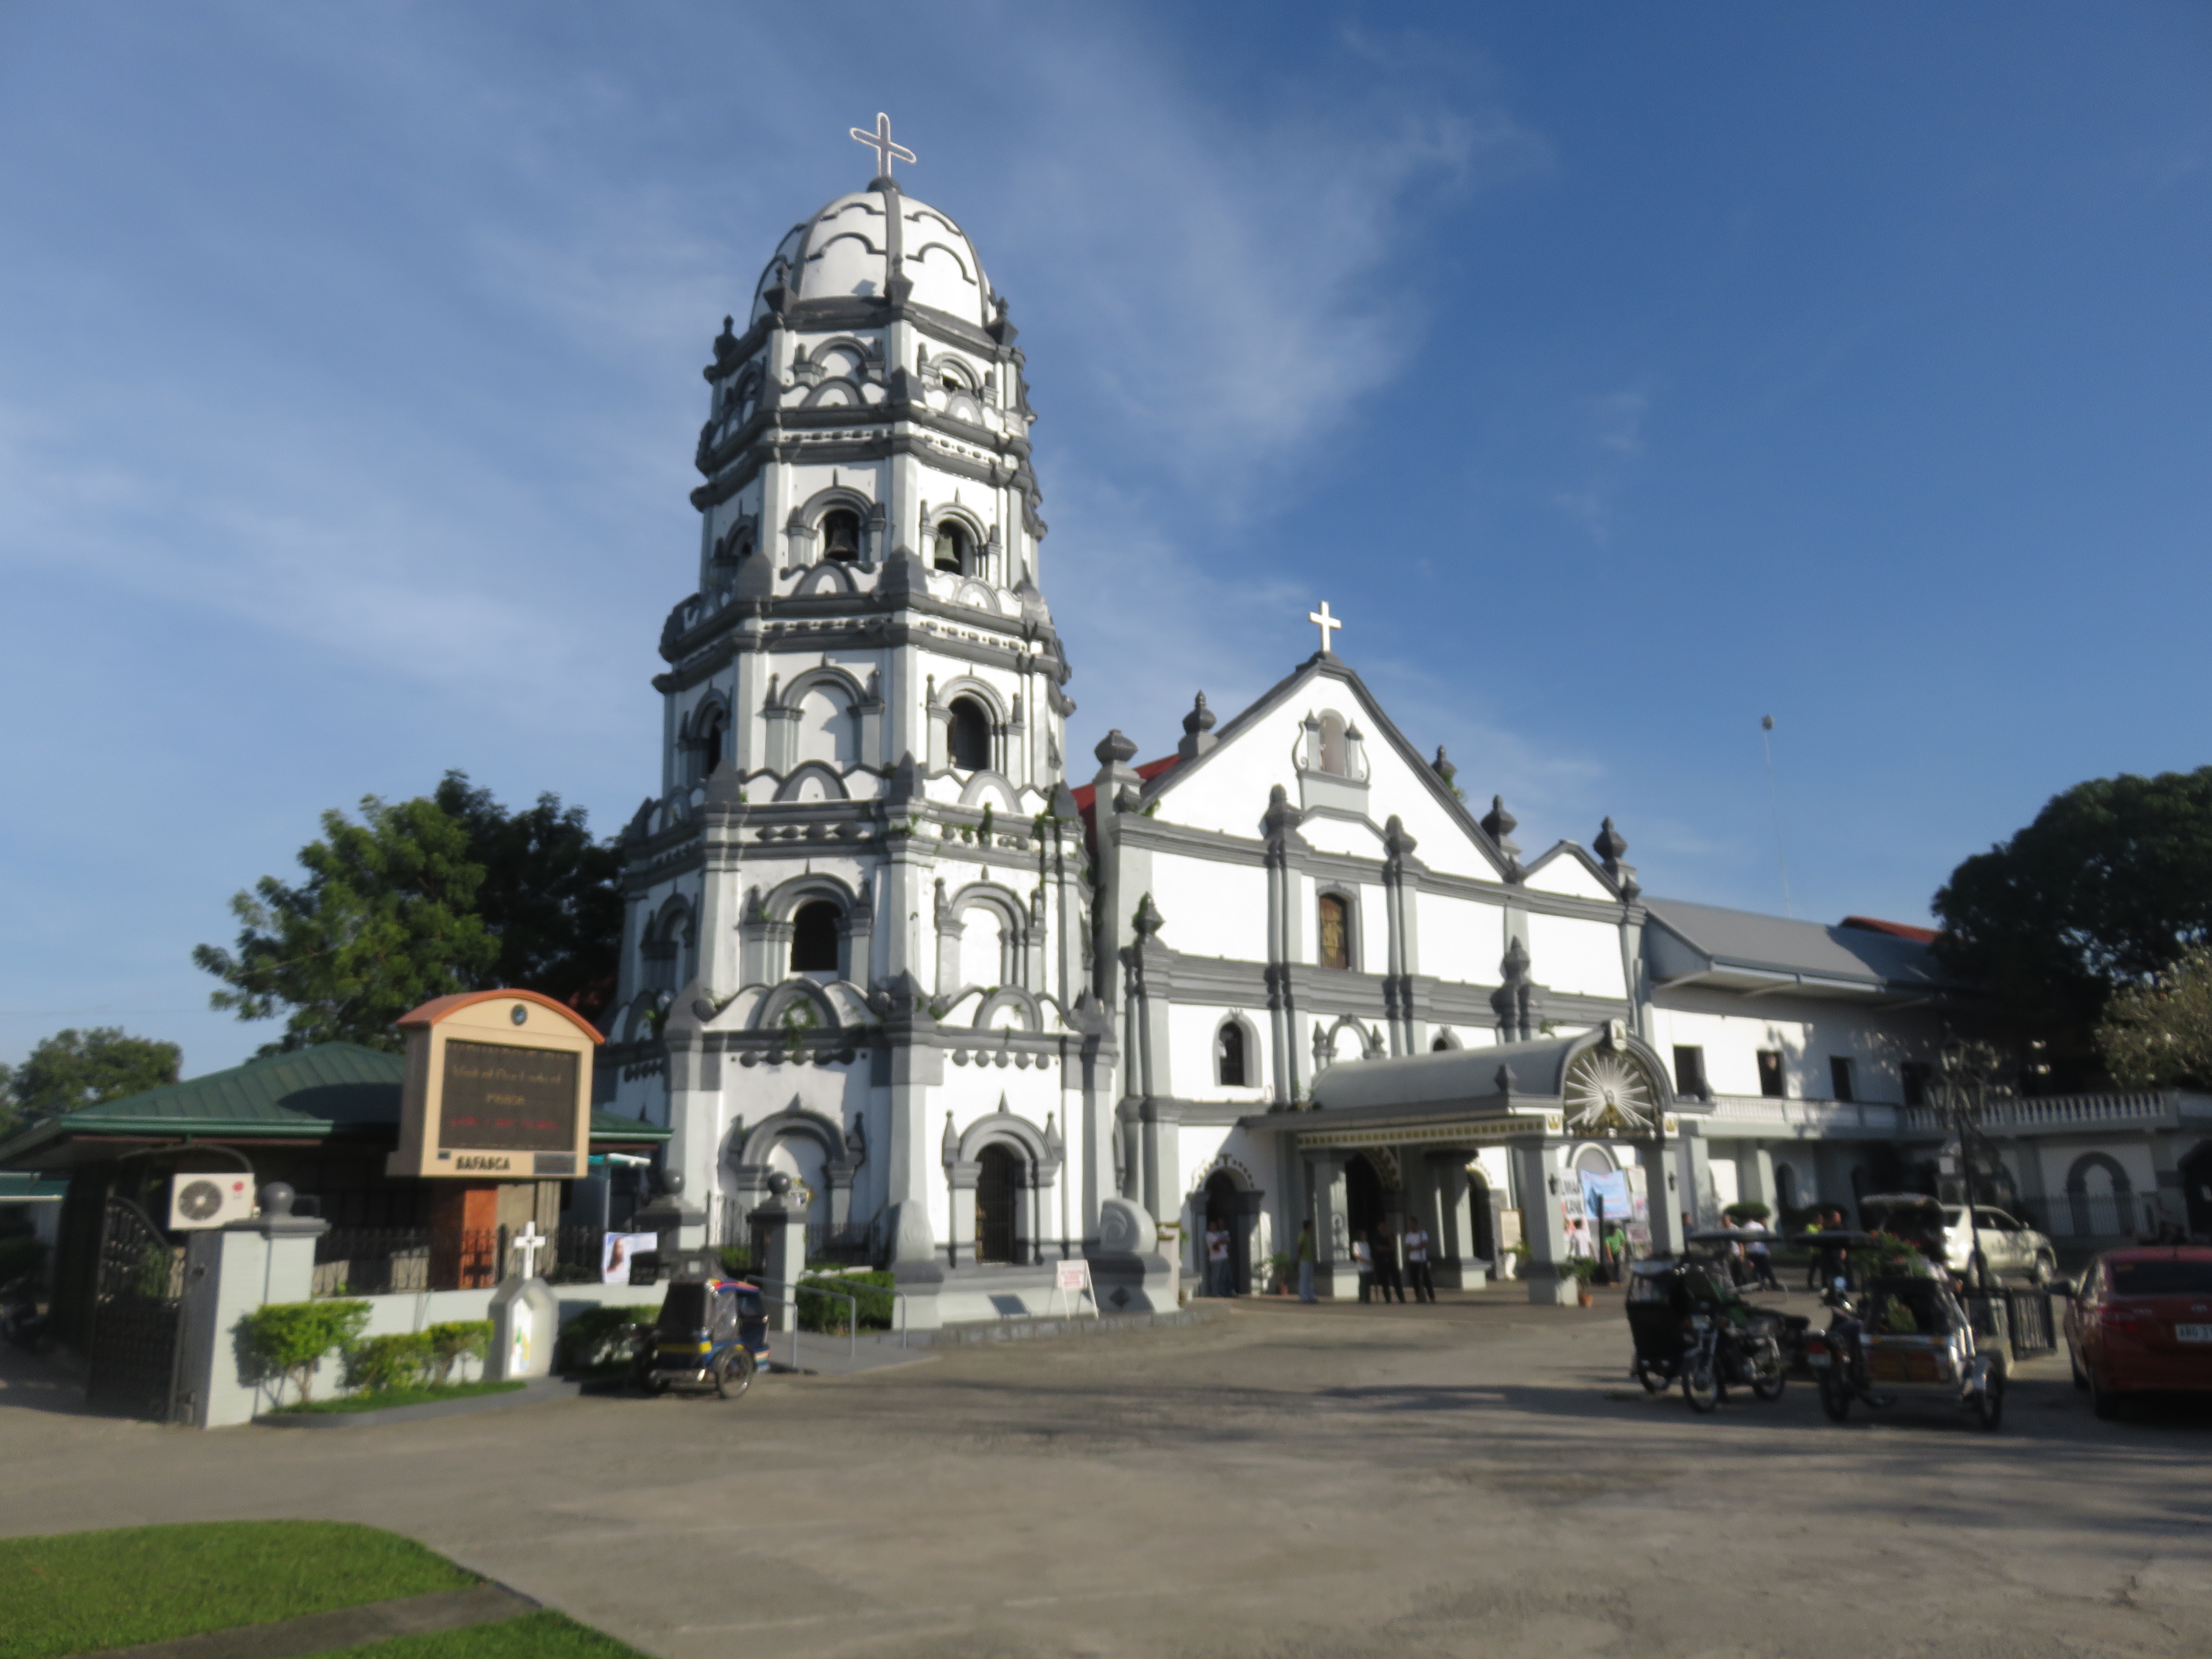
[425,1321,491,1384]
[238,1300,370,1405]
[717,1244,751,1277]
[343,1332,432,1394]
[1723,1202,1772,1223]
[555,1304,659,1373]
[797,1271,895,1333]
[1558,1256,1599,1284]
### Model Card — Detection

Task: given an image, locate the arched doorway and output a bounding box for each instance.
[1466,1166,1495,1263]
[2183,1142,2212,1240]
[1345,1153,1384,1246]
[1202,1171,1238,1295]
[975,1144,1024,1264]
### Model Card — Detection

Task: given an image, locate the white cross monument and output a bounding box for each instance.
[1308,601,1344,656]
[850,112,917,181]
[511,1219,547,1281]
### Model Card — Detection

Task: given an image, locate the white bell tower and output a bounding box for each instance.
[605,119,1118,1309]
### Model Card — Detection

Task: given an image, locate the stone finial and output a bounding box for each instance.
[1481,794,1519,845]
[1433,745,1457,787]
[765,1171,792,1200]
[941,1111,959,1171]
[1095,728,1138,767]
[1494,1063,1518,1095]
[1500,935,1531,985]
[259,1182,296,1218]
[1177,691,1219,761]
[1043,1112,1064,1163]
[713,314,738,362]
[1595,816,1629,870]
[1132,892,1165,940]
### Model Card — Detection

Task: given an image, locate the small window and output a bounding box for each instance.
[790,901,841,973]
[1829,1056,1856,1103]
[1756,1049,1785,1099]
[821,509,861,563]
[948,698,991,771]
[701,715,725,776]
[1217,1022,1247,1088]
[1901,1061,1931,1108]
[1317,894,1350,970]
[932,521,970,574]
[1672,1045,1706,1098]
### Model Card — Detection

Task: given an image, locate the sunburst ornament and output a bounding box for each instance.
[1563,1047,1657,1136]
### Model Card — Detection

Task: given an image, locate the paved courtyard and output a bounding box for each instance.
[4,1286,2209,1659]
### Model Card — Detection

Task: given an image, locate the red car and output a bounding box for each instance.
[2064,1247,2212,1419]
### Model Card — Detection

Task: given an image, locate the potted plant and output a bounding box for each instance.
[1265,1252,1295,1296]
[1560,1255,1599,1307]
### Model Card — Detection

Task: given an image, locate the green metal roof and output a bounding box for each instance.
[0,1041,669,1167]
[0,1171,67,1200]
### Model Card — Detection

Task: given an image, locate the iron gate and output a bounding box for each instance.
[85,1196,186,1422]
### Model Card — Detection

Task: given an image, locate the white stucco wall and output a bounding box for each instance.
[1525,910,1626,1000]
[1147,853,1269,961]
[1415,891,1505,985]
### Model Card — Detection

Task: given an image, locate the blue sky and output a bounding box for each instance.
[3,3,2208,1077]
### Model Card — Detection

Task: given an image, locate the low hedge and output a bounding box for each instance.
[797,1271,895,1333]
[0,1234,47,1287]
[555,1304,659,1373]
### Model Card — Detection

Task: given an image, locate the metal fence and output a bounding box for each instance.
[2045,1193,2139,1240]
[313,1226,609,1296]
[1965,1288,2060,1360]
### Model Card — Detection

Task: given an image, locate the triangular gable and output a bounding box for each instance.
[1138,654,1519,883]
[1521,842,1618,901]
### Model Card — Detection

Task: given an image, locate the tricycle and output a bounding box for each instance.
[1802,1232,2005,1431]
[636,1275,771,1399]
[1627,1234,1795,1412]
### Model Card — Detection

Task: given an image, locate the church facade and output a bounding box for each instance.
[593,131,2212,1317]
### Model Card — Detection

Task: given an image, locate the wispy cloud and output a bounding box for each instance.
[1553,387,1652,543]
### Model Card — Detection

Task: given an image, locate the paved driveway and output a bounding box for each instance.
[5,1286,2210,1659]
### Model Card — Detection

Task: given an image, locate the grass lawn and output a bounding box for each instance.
[0,1522,474,1659]
[326,1610,649,1657]
[274,1380,528,1416]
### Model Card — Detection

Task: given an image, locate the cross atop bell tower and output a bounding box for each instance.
[849,112,917,190]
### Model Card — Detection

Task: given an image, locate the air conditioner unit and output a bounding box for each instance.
[169,1173,256,1230]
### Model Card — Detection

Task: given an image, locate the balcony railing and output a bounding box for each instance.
[1705,1087,2211,1141]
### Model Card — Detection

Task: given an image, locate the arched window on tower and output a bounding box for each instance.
[821,509,861,563]
[1216,1021,1247,1088]
[1316,894,1350,971]
[1318,711,1349,776]
[701,713,725,777]
[790,900,842,975]
[933,521,971,574]
[948,697,991,771]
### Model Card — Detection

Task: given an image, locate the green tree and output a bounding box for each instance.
[432,773,623,1022]
[1933,767,2212,1081]
[2097,945,2212,1089]
[193,794,497,1054]
[0,1027,183,1137]
[193,775,623,1055]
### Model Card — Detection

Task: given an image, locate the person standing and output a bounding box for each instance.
[1403,1218,1436,1304]
[1746,1225,1782,1292]
[1566,1220,1598,1284]
[1373,1224,1407,1304]
[1206,1217,1233,1297]
[1603,1218,1629,1276]
[1296,1219,1317,1303]
[1353,1232,1374,1303]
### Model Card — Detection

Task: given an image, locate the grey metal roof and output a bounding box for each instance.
[1307,1035,1585,1112]
[1642,898,1952,998]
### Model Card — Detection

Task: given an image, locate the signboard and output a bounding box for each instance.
[1055,1259,1091,1292]
[386,990,602,1181]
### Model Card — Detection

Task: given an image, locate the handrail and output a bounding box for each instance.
[739,1274,861,1369]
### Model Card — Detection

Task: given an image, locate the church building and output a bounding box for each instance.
[593,123,2211,1318]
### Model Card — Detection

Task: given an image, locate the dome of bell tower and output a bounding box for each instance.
[751,186,993,329]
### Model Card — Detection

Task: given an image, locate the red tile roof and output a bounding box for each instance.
[1839,915,1939,944]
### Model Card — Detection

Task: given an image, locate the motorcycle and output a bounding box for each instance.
[1681,1293,1788,1413]
[0,1272,52,1354]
